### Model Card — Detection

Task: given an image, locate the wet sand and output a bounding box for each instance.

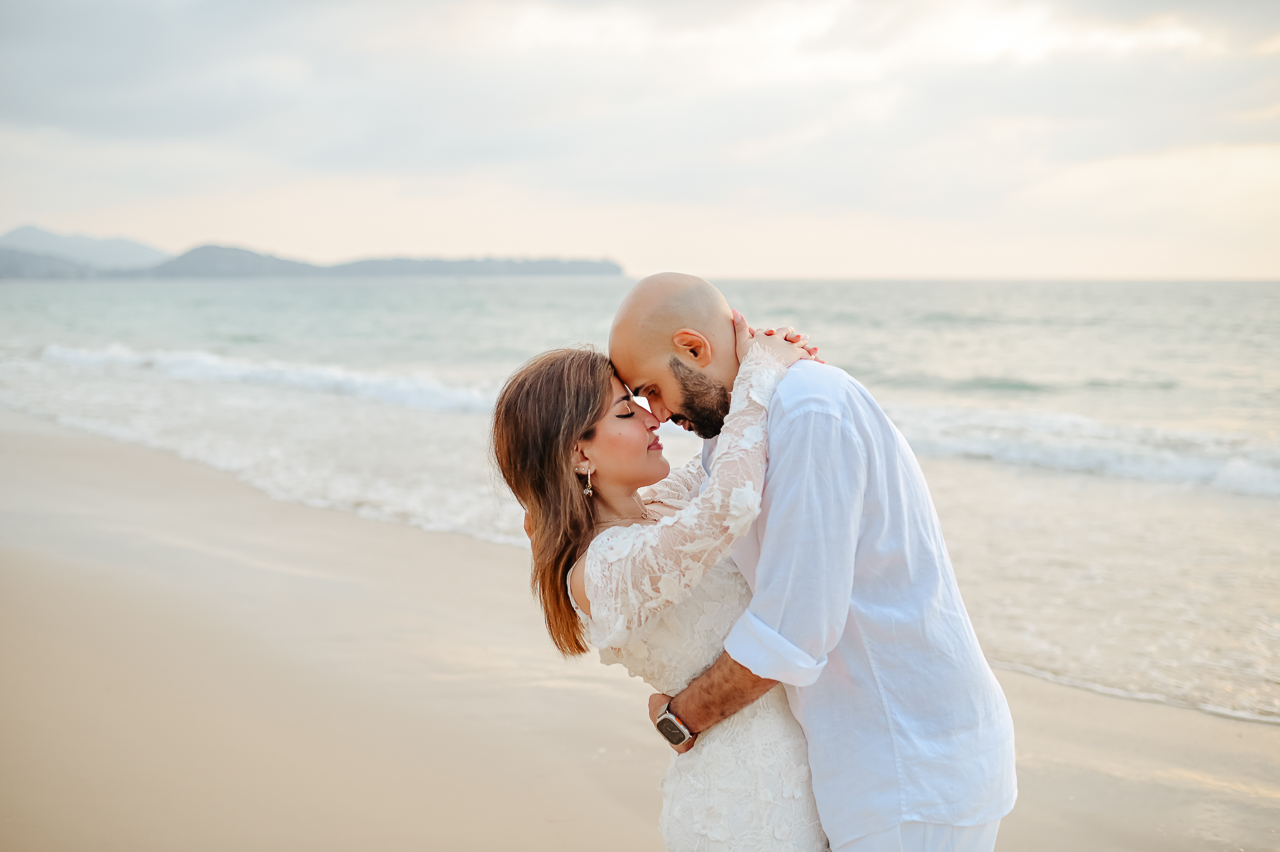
[1,408,1277,851]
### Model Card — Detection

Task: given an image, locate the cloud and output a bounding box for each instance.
[0,0,1277,275]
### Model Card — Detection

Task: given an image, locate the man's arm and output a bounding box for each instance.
[648,652,775,754]
[650,401,866,751]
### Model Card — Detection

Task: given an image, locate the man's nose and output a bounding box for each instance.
[649,400,672,422]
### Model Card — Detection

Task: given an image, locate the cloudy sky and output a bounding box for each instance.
[1,0,1277,277]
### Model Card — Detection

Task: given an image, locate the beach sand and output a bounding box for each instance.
[1,407,1277,851]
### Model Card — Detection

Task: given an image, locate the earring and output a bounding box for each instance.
[579,467,593,497]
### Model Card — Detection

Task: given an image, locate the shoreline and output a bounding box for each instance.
[988,660,1280,729]
[2,406,1278,850]
[15,389,1275,726]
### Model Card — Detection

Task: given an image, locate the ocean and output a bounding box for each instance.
[1,277,1276,723]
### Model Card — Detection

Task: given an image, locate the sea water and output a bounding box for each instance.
[0,277,1276,721]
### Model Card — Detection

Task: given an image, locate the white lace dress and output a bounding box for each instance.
[575,347,829,852]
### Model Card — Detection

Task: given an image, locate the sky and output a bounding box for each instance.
[1,0,1278,278]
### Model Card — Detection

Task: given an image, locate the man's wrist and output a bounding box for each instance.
[653,697,696,747]
[668,692,699,734]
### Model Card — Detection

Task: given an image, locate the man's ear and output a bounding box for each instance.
[672,329,713,367]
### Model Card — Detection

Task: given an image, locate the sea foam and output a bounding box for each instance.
[42,343,494,414]
[41,343,1280,499]
[891,404,1280,498]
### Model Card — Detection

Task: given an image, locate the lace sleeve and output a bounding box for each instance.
[639,455,706,505]
[583,344,789,649]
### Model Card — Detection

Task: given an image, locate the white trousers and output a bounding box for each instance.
[833,821,1001,852]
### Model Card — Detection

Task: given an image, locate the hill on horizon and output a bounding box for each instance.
[0,226,172,269]
[0,237,624,279]
[148,245,624,277]
[0,247,96,279]
[150,245,320,277]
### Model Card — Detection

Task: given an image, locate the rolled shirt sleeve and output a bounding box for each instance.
[723,405,866,687]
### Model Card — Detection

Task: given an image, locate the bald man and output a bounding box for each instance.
[610,273,1017,852]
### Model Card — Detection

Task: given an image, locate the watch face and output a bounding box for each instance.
[656,716,688,745]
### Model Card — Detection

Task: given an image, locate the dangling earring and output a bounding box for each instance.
[583,468,593,497]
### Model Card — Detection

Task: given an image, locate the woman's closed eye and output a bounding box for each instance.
[611,392,636,418]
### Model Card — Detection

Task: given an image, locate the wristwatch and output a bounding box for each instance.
[655,701,694,746]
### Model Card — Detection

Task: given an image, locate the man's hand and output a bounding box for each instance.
[648,693,697,754]
[668,652,778,738]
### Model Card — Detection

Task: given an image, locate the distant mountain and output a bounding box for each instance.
[0,247,95,279]
[330,257,624,276]
[0,239,624,279]
[148,245,321,277]
[146,245,623,277]
[0,225,171,269]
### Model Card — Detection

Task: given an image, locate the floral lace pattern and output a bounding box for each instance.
[583,344,787,651]
[636,556,827,851]
[639,455,706,507]
[580,345,829,851]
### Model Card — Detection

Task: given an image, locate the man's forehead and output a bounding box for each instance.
[607,347,641,388]
[618,369,646,394]
[610,325,674,391]
[613,358,661,394]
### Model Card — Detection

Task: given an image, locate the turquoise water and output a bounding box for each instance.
[0,276,1277,720]
[3,279,1275,427]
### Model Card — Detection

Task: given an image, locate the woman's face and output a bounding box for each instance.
[579,375,670,492]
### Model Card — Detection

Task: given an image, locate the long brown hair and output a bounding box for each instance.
[491,348,614,655]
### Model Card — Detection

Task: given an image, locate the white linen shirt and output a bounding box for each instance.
[704,361,1017,848]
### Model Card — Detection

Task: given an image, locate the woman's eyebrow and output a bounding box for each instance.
[615,392,632,405]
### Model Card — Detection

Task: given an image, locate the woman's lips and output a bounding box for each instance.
[649,436,663,450]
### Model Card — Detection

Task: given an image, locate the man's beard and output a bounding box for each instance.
[668,357,731,439]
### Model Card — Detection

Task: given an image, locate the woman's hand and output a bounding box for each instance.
[733,309,817,368]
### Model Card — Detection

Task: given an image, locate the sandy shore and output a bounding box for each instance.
[1,407,1277,851]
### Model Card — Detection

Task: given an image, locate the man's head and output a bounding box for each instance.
[609,272,737,439]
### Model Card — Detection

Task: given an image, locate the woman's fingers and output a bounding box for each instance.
[743,319,821,363]
[733,309,758,361]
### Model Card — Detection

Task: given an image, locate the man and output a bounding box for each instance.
[609,272,1016,852]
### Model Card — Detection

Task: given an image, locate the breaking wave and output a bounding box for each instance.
[42,343,494,414]
[38,343,1280,498]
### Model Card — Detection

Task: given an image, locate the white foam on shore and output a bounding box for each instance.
[890,404,1280,498]
[4,343,1278,725]
[40,343,1280,499]
[990,661,1280,726]
[42,343,494,414]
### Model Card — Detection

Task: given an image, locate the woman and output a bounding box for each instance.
[491,314,828,851]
